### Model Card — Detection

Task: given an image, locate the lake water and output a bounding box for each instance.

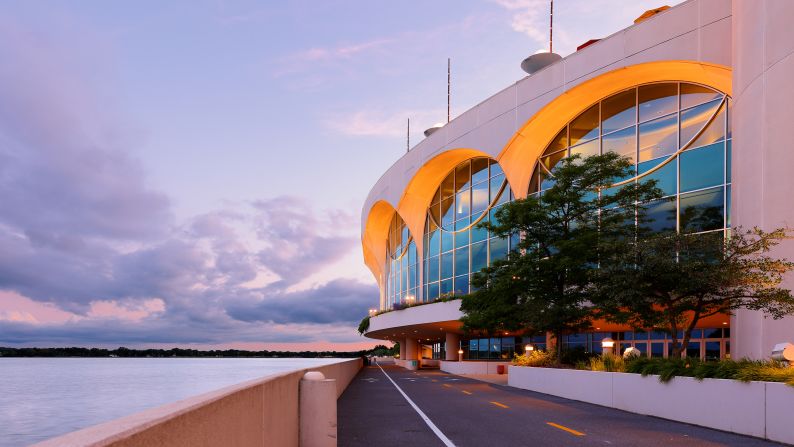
[0,357,344,446]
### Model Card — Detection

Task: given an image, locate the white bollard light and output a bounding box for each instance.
[300,371,337,447]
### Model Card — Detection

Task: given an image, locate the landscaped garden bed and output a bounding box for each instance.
[508,355,794,444]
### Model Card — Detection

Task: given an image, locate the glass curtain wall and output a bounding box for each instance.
[423,158,514,301]
[385,213,418,310]
[528,82,731,238]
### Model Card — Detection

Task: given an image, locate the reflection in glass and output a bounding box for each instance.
[455,247,469,276]
[602,126,636,161]
[546,128,568,154]
[639,83,677,122]
[440,279,453,295]
[441,231,453,253]
[471,241,487,273]
[441,197,454,227]
[602,89,636,133]
[440,174,454,199]
[455,161,471,192]
[386,213,419,309]
[425,157,513,299]
[427,256,439,282]
[472,181,488,214]
[639,113,677,162]
[570,138,599,160]
[726,139,732,183]
[455,190,470,219]
[471,158,489,184]
[680,187,724,233]
[638,158,676,196]
[642,199,677,233]
[680,99,723,147]
[427,282,439,300]
[490,160,504,177]
[727,185,731,228]
[454,275,469,295]
[680,142,724,192]
[570,104,599,145]
[705,341,721,361]
[490,237,508,262]
[651,343,664,357]
[681,83,721,109]
[541,149,566,173]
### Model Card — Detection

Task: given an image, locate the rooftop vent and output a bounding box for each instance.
[520,51,562,75]
[424,123,444,137]
[634,5,670,24]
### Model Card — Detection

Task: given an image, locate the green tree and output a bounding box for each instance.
[596,227,794,358]
[460,153,662,361]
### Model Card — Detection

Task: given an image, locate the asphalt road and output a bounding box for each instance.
[338,363,785,447]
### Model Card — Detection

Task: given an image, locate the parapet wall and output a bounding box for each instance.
[33,358,362,447]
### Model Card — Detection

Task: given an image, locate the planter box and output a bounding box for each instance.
[441,360,511,375]
[508,365,794,444]
[508,366,613,407]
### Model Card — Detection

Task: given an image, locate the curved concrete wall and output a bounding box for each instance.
[33,359,362,447]
[368,300,463,335]
[731,0,794,359]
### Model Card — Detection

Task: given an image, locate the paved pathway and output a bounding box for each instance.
[338,363,785,447]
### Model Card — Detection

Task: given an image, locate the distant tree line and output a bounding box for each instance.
[0,344,397,358]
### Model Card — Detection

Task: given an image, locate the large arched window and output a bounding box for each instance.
[386,213,418,309]
[529,82,731,235]
[423,158,514,301]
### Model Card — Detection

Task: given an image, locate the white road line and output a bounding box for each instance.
[376,362,457,447]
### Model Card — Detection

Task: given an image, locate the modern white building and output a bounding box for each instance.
[360,0,794,370]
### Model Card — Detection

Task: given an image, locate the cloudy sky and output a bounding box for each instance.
[0,0,678,351]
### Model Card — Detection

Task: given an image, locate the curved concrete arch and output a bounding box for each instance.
[361,200,399,290]
[498,61,733,197]
[361,148,521,283]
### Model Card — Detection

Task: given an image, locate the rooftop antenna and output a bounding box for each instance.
[549,0,554,53]
[407,118,410,152]
[520,0,561,74]
[447,57,451,123]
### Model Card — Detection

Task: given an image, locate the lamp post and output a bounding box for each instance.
[524,344,534,357]
[457,349,463,362]
[601,337,615,356]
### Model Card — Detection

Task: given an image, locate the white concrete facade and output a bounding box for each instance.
[730,0,794,359]
[362,0,794,362]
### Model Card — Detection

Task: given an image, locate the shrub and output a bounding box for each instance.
[512,350,556,367]
[625,357,794,385]
[357,315,370,335]
[589,353,627,372]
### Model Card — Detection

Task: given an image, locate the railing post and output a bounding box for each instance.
[299,371,337,447]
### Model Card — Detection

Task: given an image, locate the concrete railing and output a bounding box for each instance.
[509,366,794,445]
[34,358,362,447]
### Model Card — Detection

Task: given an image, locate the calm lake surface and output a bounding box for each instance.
[0,357,344,446]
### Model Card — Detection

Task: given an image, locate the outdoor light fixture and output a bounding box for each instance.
[457,349,464,362]
[368,309,376,316]
[601,337,615,354]
[525,344,534,353]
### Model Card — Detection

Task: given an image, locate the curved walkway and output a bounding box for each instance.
[338,363,784,447]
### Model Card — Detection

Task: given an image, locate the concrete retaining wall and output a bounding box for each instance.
[441,360,511,375]
[34,358,362,447]
[508,366,794,444]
